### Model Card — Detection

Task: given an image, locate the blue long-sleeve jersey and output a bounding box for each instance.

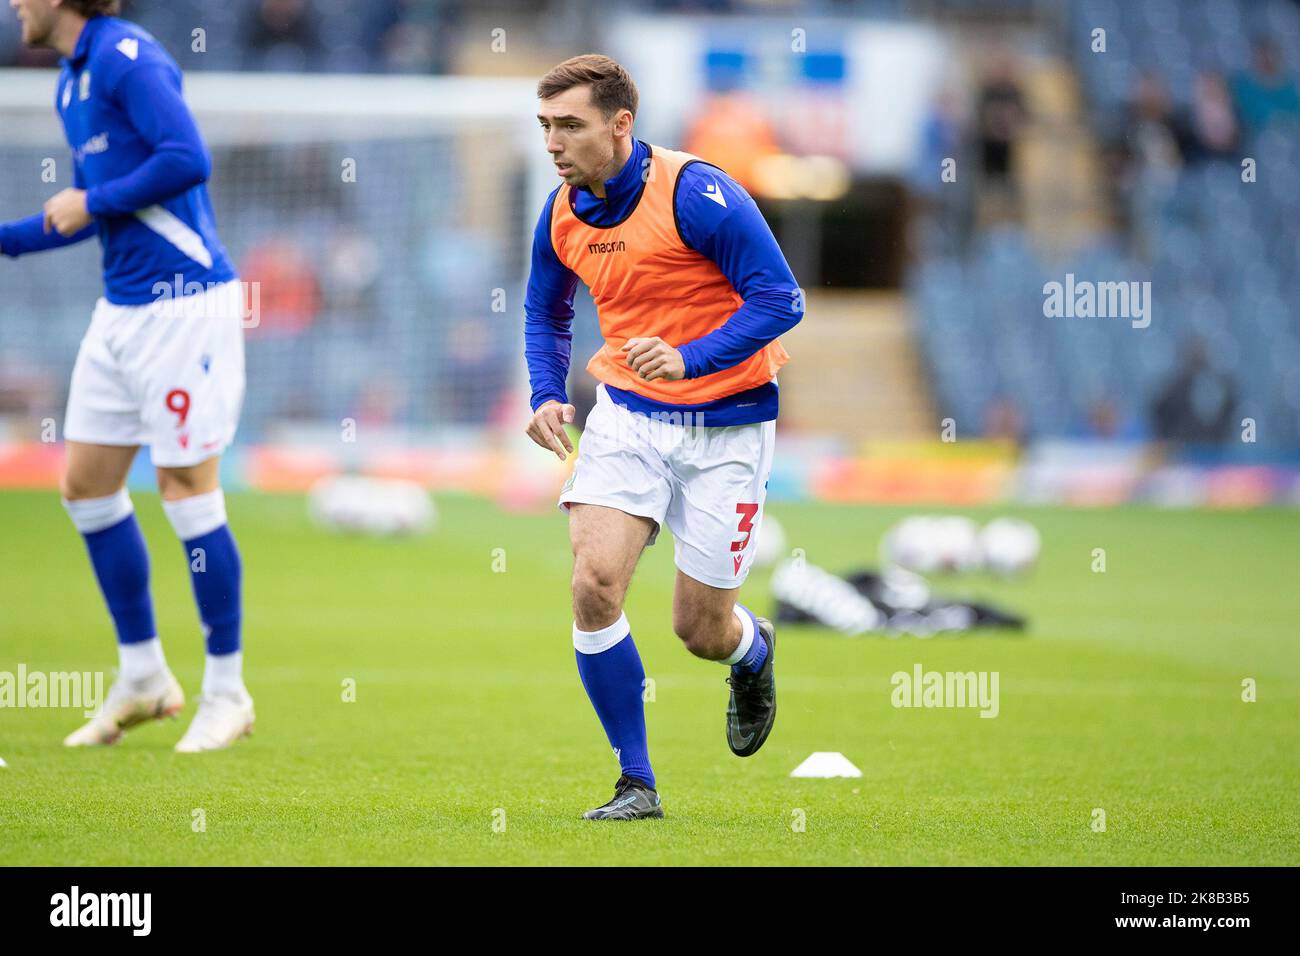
[0,16,234,304]
[524,138,803,425]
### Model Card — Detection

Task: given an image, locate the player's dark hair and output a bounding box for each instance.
[62,0,121,17]
[537,54,639,120]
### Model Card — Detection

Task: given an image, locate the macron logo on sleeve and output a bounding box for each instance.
[116,38,140,60]
[702,179,728,208]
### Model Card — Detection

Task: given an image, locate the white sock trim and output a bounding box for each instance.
[63,488,133,534]
[573,612,631,655]
[119,636,166,681]
[202,650,245,698]
[162,488,227,541]
[721,604,755,666]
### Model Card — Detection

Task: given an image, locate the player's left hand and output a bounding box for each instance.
[621,336,685,382]
[43,189,92,237]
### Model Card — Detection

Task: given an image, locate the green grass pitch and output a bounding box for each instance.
[0,488,1296,865]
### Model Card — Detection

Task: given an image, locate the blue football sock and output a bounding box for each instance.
[163,490,242,657]
[574,613,655,789]
[64,491,156,646]
[728,604,768,674]
[85,516,157,645]
[182,524,242,656]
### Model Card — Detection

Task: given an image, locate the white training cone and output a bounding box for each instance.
[0,756,7,768]
[790,751,861,778]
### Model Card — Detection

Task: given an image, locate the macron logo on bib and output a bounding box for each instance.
[116,38,140,60]
[702,180,727,208]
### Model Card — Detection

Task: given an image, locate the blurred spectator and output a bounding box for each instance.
[1151,338,1237,446]
[240,239,322,338]
[973,51,1029,228]
[1185,72,1240,163]
[241,0,323,72]
[321,231,381,317]
[912,89,966,201]
[381,20,438,73]
[975,51,1029,187]
[1231,39,1300,139]
[909,89,971,255]
[683,92,781,193]
[1122,75,1192,176]
[1117,75,1192,258]
[379,0,463,75]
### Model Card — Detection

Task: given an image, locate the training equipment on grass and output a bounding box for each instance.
[884,515,981,574]
[771,559,1026,635]
[884,514,1041,578]
[790,752,862,778]
[978,517,1041,577]
[308,475,437,537]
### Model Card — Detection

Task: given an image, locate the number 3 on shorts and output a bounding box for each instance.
[732,502,759,574]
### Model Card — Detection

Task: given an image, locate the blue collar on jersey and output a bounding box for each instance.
[575,137,648,204]
[63,13,111,68]
[569,138,651,227]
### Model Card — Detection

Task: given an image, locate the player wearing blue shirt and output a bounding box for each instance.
[2,0,253,752]
[523,55,803,819]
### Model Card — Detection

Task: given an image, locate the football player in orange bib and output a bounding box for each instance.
[523,55,803,819]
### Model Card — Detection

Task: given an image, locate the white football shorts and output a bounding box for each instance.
[559,383,776,589]
[64,279,246,468]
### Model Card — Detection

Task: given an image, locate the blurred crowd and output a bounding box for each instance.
[913,0,1300,450]
[2,0,1297,450]
[0,0,463,73]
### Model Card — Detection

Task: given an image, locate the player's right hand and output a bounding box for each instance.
[43,189,91,237]
[526,400,576,461]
